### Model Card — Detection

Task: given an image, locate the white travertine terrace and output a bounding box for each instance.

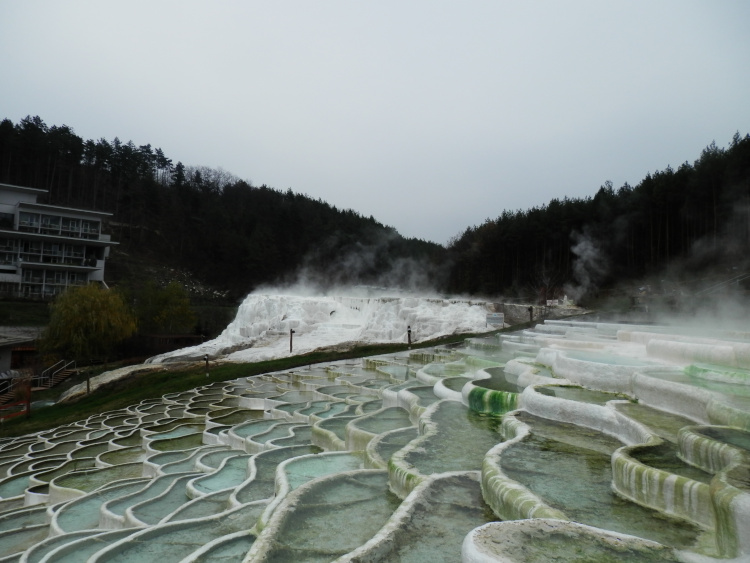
[0,313,746,561]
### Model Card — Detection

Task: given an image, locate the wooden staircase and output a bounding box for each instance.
[0,368,34,408]
[50,368,78,387]
[0,366,78,410]
[0,390,16,406]
[34,360,78,392]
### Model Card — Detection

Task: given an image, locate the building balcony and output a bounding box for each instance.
[18,259,102,273]
[16,223,102,241]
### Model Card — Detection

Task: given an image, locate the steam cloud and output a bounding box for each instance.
[651,202,750,328]
[564,227,609,302]
[275,229,450,297]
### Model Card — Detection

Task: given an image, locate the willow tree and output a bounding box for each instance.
[40,284,137,363]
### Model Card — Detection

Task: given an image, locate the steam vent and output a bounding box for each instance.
[0,319,749,562]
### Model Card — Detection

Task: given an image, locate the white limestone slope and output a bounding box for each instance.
[149,292,496,363]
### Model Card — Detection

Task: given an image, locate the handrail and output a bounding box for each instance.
[52,360,76,381]
[40,359,65,381]
[39,359,76,388]
[694,272,750,296]
[0,400,29,421]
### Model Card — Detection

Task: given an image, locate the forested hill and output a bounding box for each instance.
[2,116,749,305]
[446,133,750,302]
[0,116,446,298]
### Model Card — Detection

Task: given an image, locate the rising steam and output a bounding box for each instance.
[277,229,450,296]
[564,227,609,302]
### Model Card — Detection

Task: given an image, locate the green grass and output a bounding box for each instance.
[0,328,515,439]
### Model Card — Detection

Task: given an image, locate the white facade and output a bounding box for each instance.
[0,183,115,299]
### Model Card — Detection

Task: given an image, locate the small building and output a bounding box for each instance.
[0,327,41,396]
[0,183,116,299]
[0,329,40,373]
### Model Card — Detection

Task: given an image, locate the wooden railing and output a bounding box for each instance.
[38,360,76,388]
[0,400,29,421]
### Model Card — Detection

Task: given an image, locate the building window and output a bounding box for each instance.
[61,217,79,234]
[19,212,40,231]
[68,272,87,285]
[40,215,61,234]
[0,213,13,229]
[81,220,100,238]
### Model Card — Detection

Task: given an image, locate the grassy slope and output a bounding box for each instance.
[0,327,527,439]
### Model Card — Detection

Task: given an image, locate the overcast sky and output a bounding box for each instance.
[2,1,749,245]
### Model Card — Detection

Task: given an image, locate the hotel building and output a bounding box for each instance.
[0,183,115,299]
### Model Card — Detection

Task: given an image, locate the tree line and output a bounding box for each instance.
[445,133,750,301]
[0,116,445,298]
[2,116,748,303]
